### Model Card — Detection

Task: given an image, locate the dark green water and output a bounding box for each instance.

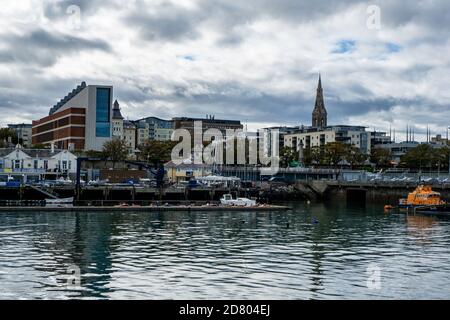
[0,202,449,299]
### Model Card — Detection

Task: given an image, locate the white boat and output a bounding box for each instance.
[45,197,74,208]
[220,194,257,207]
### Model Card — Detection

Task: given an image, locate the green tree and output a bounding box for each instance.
[0,128,20,145]
[85,150,105,158]
[279,146,298,168]
[102,138,129,169]
[370,147,392,168]
[400,144,435,170]
[311,146,324,166]
[140,139,178,167]
[345,145,368,169]
[435,147,450,171]
[324,142,347,167]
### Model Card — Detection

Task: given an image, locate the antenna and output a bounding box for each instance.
[406,124,409,142]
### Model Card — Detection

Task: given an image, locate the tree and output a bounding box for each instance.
[324,142,347,167]
[400,144,435,170]
[85,150,104,158]
[279,146,298,168]
[370,147,392,168]
[102,138,129,169]
[311,146,324,166]
[139,139,178,167]
[0,128,20,146]
[345,145,368,169]
[434,147,450,171]
[31,143,49,149]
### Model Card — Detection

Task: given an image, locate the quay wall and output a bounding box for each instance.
[2,181,450,206]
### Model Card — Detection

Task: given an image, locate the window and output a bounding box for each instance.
[34,160,38,169]
[13,160,21,169]
[96,88,111,137]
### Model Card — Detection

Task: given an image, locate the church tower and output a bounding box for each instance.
[312,75,328,128]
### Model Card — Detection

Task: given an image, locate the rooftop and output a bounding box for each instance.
[49,82,87,116]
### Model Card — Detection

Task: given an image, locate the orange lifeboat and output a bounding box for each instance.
[399,185,446,208]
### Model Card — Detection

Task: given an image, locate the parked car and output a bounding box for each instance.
[187,180,203,189]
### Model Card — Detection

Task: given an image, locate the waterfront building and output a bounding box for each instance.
[172,116,243,138]
[112,100,124,138]
[32,82,113,151]
[262,126,298,158]
[377,141,424,164]
[284,125,371,154]
[136,117,174,141]
[132,120,150,147]
[371,131,392,147]
[0,144,77,182]
[123,120,137,156]
[431,134,450,146]
[165,160,213,183]
[7,124,33,147]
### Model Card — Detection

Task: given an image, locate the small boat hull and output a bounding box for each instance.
[45,197,74,208]
[414,205,450,217]
[220,194,257,207]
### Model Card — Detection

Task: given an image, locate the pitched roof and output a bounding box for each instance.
[0,148,74,158]
[112,100,124,120]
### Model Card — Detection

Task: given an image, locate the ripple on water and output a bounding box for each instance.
[0,204,450,299]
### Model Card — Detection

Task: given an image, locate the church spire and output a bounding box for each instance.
[312,74,327,128]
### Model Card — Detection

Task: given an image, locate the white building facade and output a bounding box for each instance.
[0,145,77,182]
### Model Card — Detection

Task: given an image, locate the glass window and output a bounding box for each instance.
[96,88,111,137]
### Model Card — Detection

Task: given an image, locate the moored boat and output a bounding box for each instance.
[398,185,445,209]
[413,205,450,217]
[397,185,450,216]
[220,194,257,207]
[45,197,74,208]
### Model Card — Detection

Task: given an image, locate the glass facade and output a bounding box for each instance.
[96,88,111,137]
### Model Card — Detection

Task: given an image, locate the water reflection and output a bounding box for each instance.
[0,203,449,299]
[406,215,438,245]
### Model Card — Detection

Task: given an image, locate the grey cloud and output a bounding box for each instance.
[42,0,114,19]
[379,0,450,31]
[0,29,111,67]
[125,2,202,42]
[125,0,363,44]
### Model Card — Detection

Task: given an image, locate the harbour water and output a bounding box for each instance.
[0,202,449,300]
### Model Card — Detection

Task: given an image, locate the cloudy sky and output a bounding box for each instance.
[0,0,449,141]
